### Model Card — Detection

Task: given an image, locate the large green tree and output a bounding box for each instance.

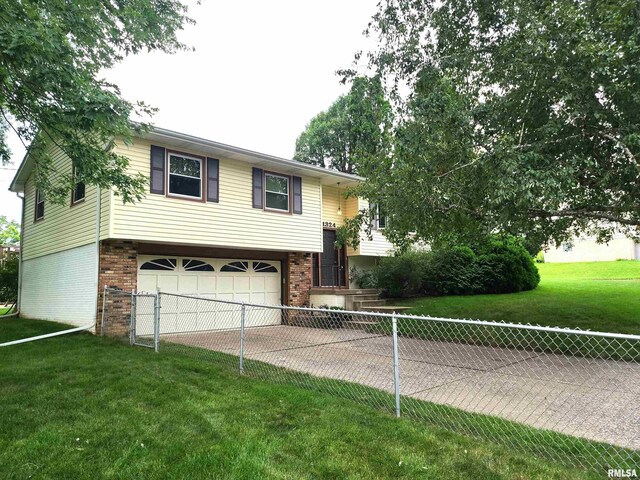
[341,0,640,248]
[294,76,392,175]
[0,0,193,203]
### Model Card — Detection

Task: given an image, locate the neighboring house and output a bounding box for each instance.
[9,127,394,327]
[544,233,640,263]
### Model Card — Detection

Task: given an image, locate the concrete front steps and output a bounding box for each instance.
[309,287,411,318]
[351,292,411,315]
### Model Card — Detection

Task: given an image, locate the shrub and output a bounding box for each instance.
[366,236,539,298]
[374,251,429,298]
[474,237,540,294]
[422,246,481,295]
[0,254,19,305]
[349,267,377,289]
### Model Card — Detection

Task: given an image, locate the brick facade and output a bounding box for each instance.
[95,241,313,334]
[286,252,313,307]
[97,240,138,336]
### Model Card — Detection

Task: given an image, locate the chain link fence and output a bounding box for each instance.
[102,288,640,473]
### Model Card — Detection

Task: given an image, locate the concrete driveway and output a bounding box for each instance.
[166,324,640,450]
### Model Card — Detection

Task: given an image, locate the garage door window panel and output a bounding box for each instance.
[182,259,214,272]
[221,261,249,272]
[253,261,278,273]
[140,258,177,270]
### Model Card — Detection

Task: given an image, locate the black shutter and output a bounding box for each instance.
[150,145,165,194]
[292,176,302,214]
[252,168,263,208]
[206,157,219,202]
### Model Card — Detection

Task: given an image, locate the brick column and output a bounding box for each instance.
[96,240,138,336]
[287,252,312,307]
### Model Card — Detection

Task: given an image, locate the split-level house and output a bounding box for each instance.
[9,127,394,327]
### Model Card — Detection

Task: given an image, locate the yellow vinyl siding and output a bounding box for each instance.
[111,139,322,252]
[343,192,360,256]
[321,186,346,227]
[21,143,110,261]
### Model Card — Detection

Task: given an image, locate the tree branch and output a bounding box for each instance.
[599,132,640,173]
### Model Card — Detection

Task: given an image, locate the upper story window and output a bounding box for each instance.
[374,204,387,229]
[168,153,203,200]
[34,189,45,221]
[72,163,85,205]
[265,173,290,212]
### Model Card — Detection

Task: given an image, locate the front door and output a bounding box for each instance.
[320,230,346,287]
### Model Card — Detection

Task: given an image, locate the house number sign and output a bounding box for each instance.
[322,221,336,228]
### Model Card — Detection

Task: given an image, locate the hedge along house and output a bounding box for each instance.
[9,127,395,330]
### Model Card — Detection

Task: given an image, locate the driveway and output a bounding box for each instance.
[166,324,640,450]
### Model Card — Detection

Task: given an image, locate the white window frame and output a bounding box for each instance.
[35,189,45,221]
[376,204,387,230]
[264,172,290,212]
[71,163,86,205]
[167,152,204,200]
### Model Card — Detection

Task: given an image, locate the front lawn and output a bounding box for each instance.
[0,318,600,479]
[398,261,640,335]
[0,305,14,316]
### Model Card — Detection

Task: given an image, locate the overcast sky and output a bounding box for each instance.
[0,0,378,223]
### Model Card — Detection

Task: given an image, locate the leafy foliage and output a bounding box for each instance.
[0,0,193,203]
[0,254,18,305]
[338,0,640,248]
[354,237,539,298]
[294,76,392,174]
[0,216,19,246]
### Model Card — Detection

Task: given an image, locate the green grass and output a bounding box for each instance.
[398,261,640,335]
[0,318,609,479]
[0,305,15,316]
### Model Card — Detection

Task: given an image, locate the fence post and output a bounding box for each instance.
[129,289,136,346]
[100,285,107,336]
[239,303,246,374]
[392,314,401,418]
[154,289,161,353]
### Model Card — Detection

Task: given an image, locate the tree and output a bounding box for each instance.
[341,0,640,248]
[0,254,18,307]
[0,0,194,204]
[294,76,392,175]
[0,216,19,246]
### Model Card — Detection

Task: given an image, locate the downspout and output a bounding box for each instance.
[15,192,24,317]
[93,187,101,333]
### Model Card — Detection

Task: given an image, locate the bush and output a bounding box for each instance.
[375,251,429,298]
[0,254,19,305]
[422,246,481,295]
[349,267,378,289]
[474,237,540,293]
[367,236,539,298]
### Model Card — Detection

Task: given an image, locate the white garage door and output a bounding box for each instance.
[137,256,282,334]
